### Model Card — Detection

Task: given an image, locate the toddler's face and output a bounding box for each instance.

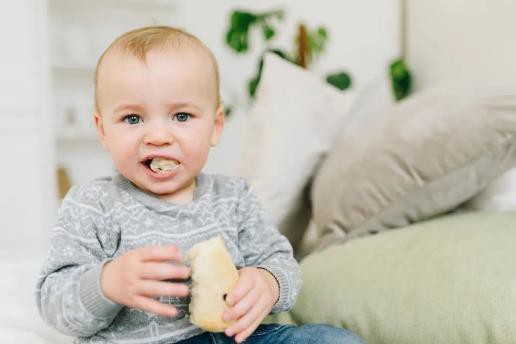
[94,46,223,203]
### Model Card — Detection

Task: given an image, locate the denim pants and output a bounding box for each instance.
[177,323,365,344]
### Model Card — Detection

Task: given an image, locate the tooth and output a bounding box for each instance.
[149,158,179,172]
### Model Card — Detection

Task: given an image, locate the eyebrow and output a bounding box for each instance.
[166,102,203,112]
[113,103,145,113]
[113,102,202,113]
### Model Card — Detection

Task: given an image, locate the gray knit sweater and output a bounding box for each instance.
[36,173,301,343]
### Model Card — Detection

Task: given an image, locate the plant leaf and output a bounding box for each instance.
[225,10,258,53]
[261,23,276,40]
[390,58,412,101]
[326,71,352,91]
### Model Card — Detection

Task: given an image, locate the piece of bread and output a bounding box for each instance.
[186,235,239,332]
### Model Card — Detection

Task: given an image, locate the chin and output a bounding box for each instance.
[145,184,179,196]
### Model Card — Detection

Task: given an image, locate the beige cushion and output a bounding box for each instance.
[312,90,516,248]
[237,53,355,250]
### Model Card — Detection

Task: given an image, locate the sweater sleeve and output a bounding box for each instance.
[235,180,302,313]
[36,184,123,337]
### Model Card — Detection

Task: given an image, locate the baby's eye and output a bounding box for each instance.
[174,112,191,122]
[123,114,141,125]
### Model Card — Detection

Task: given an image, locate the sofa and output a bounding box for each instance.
[245,54,516,344]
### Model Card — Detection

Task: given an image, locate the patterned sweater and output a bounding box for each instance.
[36,173,301,343]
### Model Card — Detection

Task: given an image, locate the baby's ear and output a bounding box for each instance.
[93,112,108,149]
[210,105,225,147]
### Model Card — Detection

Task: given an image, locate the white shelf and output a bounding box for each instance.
[57,127,98,142]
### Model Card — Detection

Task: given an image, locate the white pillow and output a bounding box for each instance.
[340,73,396,135]
[463,167,516,211]
[237,53,355,250]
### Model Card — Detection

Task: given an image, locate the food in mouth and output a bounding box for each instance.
[147,157,179,173]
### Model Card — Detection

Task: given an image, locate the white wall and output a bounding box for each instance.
[179,0,401,174]
[0,0,55,249]
[178,0,400,103]
[406,0,516,91]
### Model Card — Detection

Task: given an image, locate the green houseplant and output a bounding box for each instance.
[225,8,411,102]
[225,9,353,99]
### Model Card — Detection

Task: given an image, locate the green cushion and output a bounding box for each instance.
[291,212,516,344]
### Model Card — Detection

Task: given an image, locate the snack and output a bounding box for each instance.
[186,235,239,332]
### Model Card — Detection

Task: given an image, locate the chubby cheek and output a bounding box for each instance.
[106,136,140,173]
[181,139,211,171]
[110,152,132,176]
[111,150,136,174]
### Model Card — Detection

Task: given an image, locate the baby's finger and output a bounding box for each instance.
[226,276,252,307]
[139,280,189,298]
[231,309,265,343]
[238,308,271,343]
[235,307,271,343]
[140,262,190,281]
[225,297,265,338]
[132,295,178,317]
[223,288,259,321]
[138,245,182,262]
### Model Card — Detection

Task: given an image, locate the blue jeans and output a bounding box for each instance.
[177,323,365,343]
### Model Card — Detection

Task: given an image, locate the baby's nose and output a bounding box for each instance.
[143,126,174,146]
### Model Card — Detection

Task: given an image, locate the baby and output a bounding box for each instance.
[36,25,364,344]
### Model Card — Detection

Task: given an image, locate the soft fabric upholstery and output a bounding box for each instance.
[463,167,516,212]
[311,91,516,248]
[460,85,516,212]
[238,53,355,250]
[292,211,516,344]
[295,73,396,260]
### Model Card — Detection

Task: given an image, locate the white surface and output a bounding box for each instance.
[465,168,516,212]
[339,73,397,137]
[406,0,516,92]
[0,249,69,343]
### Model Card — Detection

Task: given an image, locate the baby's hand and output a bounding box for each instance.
[222,267,279,343]
[100,245,190,317]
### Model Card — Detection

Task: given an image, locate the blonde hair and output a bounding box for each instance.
[94,25,220,113]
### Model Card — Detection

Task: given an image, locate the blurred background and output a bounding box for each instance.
[2,0,514,253]
[0,0,400,251]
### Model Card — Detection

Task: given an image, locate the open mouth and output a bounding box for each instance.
[143,157,180,173]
